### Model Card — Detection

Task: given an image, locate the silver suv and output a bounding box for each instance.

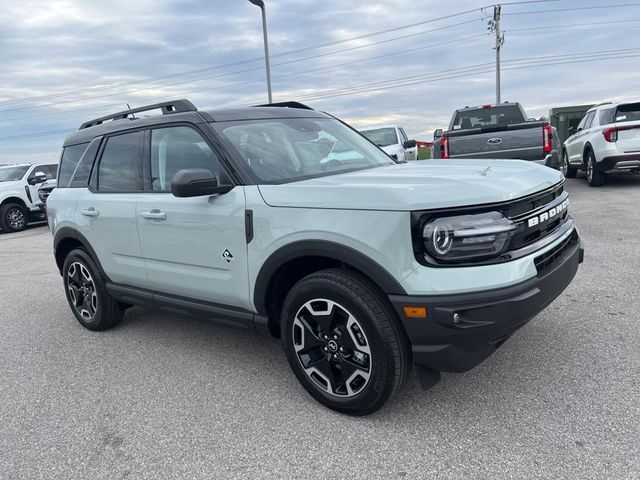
[48,100,583,415]
[563,101,640,186]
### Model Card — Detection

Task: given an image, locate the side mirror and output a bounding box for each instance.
[171,169,233,198]
[433,129,443,140]
[28,171,48,185]
[576,127,583,133]
[402,139,416,149]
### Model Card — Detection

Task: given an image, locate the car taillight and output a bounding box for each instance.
[441,136,449,159]
[603,127,618,142]
[543,124,553,153]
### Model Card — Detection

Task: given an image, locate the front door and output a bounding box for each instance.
[136,125,250,310]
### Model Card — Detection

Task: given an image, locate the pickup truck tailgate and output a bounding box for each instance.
[448,123,545,161]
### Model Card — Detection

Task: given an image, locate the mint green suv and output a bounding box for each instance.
[48,100,583,415]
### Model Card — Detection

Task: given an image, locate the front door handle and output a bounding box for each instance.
[141,209,167,220]
[80,207,99,218]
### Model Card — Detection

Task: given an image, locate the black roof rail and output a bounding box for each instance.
[79,99,197,130]
[253,101,314,110]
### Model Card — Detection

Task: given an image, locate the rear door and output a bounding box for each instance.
[77,130,147,286]
[566,110,595,164]
[135,125,250,309]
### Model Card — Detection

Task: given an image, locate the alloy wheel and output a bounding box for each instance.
[587,156,594,182]
[6,207,25,230]
[67,262,98,320]
[292,299,372,397]
[562,154,568,176]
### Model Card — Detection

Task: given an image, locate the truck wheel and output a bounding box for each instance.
[585,150,605,187]
[562,151,577,178]
[62,248,124,331]
[0,203,28,232]
[281,269,411,415]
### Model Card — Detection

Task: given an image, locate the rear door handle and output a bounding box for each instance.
[141,209,167,220]
[80,207,99,218]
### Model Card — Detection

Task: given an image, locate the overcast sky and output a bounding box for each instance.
[1,0,639,163]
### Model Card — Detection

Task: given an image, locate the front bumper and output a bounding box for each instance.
[389,229,583,373]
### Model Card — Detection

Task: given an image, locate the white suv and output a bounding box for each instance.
[563,101,640,186]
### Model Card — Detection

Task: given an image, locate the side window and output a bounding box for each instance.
[44,165,57,179]
[399,128,408,142]
[69,137,101,188]
[150,126,221,192]
[58,143,89,187]
[583,111,596,130]
[98,131,143,192]
[599,108,614,126]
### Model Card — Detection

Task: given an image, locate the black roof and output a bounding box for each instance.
[63,99,327,147]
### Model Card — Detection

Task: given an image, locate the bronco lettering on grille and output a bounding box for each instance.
[527,200,568,228]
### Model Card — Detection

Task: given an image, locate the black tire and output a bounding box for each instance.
[585,150,606,187]
[562,151,577,178]
[62,248,124,331]
[0,203,28,232]
[281,268,411,415]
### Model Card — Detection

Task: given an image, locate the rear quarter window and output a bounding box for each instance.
[58,143,89,187]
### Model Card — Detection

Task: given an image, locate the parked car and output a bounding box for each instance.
[0,163,57,232]
[49,99,582,415]
[360,125,417,161]
[562,101,640,186]
[432,102,561,169]
[38,178,57,204]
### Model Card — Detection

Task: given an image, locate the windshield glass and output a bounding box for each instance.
[452,105,525,130]
[215,117,394,183]
[0,166,29,182]
[360,127,398,147]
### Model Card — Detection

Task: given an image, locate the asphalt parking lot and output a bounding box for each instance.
[1,175,639,479]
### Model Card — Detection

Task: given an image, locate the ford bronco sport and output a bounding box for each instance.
[48,100,583,415]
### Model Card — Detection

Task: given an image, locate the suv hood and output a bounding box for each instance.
[258,160,564,211]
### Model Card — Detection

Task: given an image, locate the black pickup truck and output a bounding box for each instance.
[432,102,561,169]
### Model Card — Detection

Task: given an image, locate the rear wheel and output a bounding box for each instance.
[281,269,411,415]
[562,151,577,178]
[0,203,28,232]
[62,248,124,331]
[585,150,606,187]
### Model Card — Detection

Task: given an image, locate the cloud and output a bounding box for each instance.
[0,0,639,162]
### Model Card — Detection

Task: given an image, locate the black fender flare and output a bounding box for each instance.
[53,227,110,280]
[253,240,407,315]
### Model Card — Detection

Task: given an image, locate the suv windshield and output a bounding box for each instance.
[452,105,525,130]
[0,165,29,182]
[215,117,394,183]
[360,127,398,147]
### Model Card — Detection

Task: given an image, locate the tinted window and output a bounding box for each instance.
[599,108,615,126]
[452,105,525,130]
[151,127,220,192]
[98,132,143,192]
[614,102,640,123]
[42,165,58,179]
[58,143,89,187]
[583,111,596,129]
[69,138,101,188]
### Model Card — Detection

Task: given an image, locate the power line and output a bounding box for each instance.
[3,49,637,143]
[507,19,640,32]
[501,2,640,15]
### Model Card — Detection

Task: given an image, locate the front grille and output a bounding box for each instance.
[534,230,577,275]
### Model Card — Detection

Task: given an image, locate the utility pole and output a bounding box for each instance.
[248,0,273,103]
[488,5,505,104]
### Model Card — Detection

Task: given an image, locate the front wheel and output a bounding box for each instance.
[562,151,577,178]
[0,203,28,232]
[585,150,606,187]
[281,269,411,415]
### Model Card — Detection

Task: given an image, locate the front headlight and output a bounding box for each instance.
[422,211,516,263]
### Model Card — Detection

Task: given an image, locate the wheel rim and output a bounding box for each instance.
[6,207,25,230]
[587,156,593,182]
[292,299,372,398]
[562,154,568,176]
[66,262,98,320]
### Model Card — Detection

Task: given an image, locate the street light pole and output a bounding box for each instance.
[248,0,273,103]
